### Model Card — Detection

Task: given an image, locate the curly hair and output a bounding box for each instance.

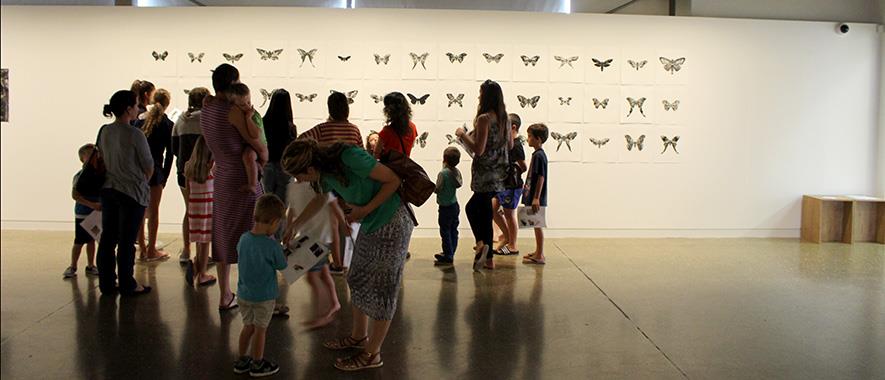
[383,92,412,137]
[280,139,352,188]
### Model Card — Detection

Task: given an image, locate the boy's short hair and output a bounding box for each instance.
[78,143,95,159]
[527,123,549,143]
[508,113,521,131]
[443,147,461,167]
[229,82,250,97]
[327,91,350,121]
[254,194,285,224]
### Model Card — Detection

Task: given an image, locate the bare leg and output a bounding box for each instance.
[365,319,393,355]
[504,208,519,251]
[70,244,84,268]
[146,185,166,258]
[491,197,509,250]
[241,148,258,194]
[351,306,369,340]
[179,186,191,259]
[137,217,147,260]
[329,215,343,268]
[250,327,267,361]
[195,242,215,283]
[86,241,96,267]
[304,266,341,328]
[534,227,544,260]
[217,262,234,307]
[239,324,255,357]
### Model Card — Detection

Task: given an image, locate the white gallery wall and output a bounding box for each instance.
[0,6,880,237]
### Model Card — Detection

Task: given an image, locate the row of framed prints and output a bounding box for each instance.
[143,42,687,85]
[168,78,688,125]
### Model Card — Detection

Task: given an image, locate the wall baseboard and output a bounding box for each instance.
[1,220,799,238]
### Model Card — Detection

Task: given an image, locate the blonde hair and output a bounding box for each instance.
[184,136,212,184]
[142,88,171,137]
[254,194,285,224]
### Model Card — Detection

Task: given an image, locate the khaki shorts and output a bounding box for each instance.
[239,299,275,328]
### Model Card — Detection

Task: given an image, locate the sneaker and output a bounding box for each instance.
[250,359,280,377]
[233,356,252,374]
[63,266,77,278]
[85,266,100,276]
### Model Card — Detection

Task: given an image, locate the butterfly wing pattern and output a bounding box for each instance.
[589,137,610,148]
[625,97,647,117]
[259,89,274,108]
[662,100,680,111]
[627,59,648,70]
[407,93,430,105]
[257,48,284,61]
[558,97,572,106]
[370,94,383,104]
[592,98,609,109]
[337,55,352,62]
[188,52,205,63]
[409,52,429,70]
[482,53,504,63]
[659,57,686,74]
[296,48,318,67]
[520,55,540,66]
[152,51,169,61]
[517,95,541,109]
[373,54,391,65]
[416,132,430,148]
[550,131,578,152]
[660,135,680,154]
[223,53,244,63]
[295,93,318,102]
[446,93,465,107]
[591,58,613,72]
[624,134,646,151]
[553,56,579,68]
[446,52,467,63]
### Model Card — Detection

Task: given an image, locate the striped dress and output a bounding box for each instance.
[200,99,263,263]
[187,175,213,243]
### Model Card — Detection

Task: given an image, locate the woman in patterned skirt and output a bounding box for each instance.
[281,139,412,372]
[200,64,268,310]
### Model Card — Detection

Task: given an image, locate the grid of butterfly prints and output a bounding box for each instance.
[143,43,688,164]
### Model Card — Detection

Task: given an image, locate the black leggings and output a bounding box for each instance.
[465,191,495,254]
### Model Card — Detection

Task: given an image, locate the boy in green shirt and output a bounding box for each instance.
[229,83,268,194]
[434,147,463,265]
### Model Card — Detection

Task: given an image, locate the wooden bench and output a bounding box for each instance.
[801,195,885,244]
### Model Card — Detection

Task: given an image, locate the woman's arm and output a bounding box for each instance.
[285,192,330,243]
[458,114,490,156]
[346,162,400,223]
[162,121,174,184]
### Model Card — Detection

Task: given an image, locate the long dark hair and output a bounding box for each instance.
[383,92,412,137]
[211,64,239,94]
[280,139,351,187]
[103,90,137,118]
[264,89,294,128]
[477,80,510,149]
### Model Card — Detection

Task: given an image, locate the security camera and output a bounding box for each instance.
[837,23,850,34]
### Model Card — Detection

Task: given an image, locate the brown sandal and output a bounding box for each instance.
[334,351,383,371]
[323,335,367,350]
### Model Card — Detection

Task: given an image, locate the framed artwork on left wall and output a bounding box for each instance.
[1,69,8,122]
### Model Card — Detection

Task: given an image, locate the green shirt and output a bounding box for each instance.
[435,167,462,206]
[321,147,401,234]
[252,112,267,145]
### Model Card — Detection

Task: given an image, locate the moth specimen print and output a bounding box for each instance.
[152,51,169,61]
[446,52,467,63]
[373,53,391,65]
[295,93,318,102]
[482,53,505,63]
[256,48,283,61]
[558,97,572,106]
[625,97,647,117]
[550,132,578,152]
[661,135,680,154]
[223,53,244,63]
[259,89,274,108]
[659,57,686,74]
[625,134,646,151]
[520,55,540,66]
[416,132,430,148]
[337,55,352,62]
[370,94,383,104]
[662,100,680,111]
[188,52,205,63]
[592,98,609,109]
[554,56,579,68]
[517,95,541,109]
[296,48,318,67]
[407,93,430,105]
[409,52,429,70]
[591,58,612,72]
[446,93,464,107]
[627,59,647,70]
[589,137,610,148]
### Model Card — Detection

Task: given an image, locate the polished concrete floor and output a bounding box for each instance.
[1,230,883,379]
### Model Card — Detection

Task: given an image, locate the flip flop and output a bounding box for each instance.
[197,276,217,287]
[219,294,238,311]
[522,257,546,265]
[273,305,290,316]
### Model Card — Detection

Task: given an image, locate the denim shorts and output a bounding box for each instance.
[495,188,523,210]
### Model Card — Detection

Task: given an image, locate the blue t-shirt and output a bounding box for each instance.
[236,231,287,303]
[523,149,548,207]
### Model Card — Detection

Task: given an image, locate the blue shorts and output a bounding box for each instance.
[495,188,523,210]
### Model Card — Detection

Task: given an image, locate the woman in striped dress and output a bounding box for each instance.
[200,64,268,310]
[184,136,216,287]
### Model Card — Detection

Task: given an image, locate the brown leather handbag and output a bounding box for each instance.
[379,134,436,207]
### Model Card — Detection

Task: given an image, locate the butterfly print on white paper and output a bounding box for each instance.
[550,132,578,152]
[223,53,244,63]
[446,93,464,107]
[554,56,579,68]
[517,95,541,109]
[591,58,612,72]
[661,135,680,154]
[257,48,283,61]
[625,97,647,117]
[482,53,504,63]
[409,52,429,70]
[589,137,610,148]
[296,48,318,67]
[407,93,430,105]
[625,134,646,151]
[446,52,467,63]
[152,51,169,61]
[659,57,686,74]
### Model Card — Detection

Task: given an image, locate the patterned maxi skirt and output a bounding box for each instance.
[346,205,414,320]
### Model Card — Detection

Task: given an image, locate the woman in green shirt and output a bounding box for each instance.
[281,139,412,371]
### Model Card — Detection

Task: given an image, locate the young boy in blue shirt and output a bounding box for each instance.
[434,147,463,265]
[523,124,548,265]
[64,143,102,278]
[233,194,287,377]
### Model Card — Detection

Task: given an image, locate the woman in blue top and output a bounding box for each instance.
[281,139,412,372]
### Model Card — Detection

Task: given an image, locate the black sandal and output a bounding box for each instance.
[323,335,367,350]
[334,352,383,371]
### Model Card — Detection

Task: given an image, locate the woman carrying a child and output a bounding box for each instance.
[200,64,268,311]
[281,138,412,372]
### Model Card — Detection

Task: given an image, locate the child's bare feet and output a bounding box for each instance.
[303,301,341,329]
